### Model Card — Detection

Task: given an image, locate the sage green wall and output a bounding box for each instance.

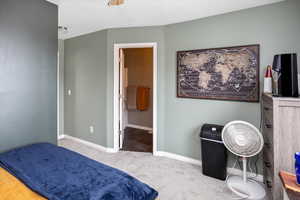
[64,30,108,146]
[64,0,300,170]
[64,27,166,149]
[162,0,300,172]
[163,0,300,163]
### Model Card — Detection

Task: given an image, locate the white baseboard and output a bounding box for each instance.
[59,135,117,153]
[126,124,153,131]
[58,134,65,140]
[155,151,263,182]
[59,136,263,182]
[155,151,202,166]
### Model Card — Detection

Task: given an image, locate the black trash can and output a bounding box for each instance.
[200,124,227,181]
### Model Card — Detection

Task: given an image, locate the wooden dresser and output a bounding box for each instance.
[262,93,300,200]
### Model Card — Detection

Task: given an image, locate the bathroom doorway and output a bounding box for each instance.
[121,48,153,152]
[113,43,157,154]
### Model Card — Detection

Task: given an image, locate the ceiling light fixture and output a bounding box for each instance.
[108,0,124,6]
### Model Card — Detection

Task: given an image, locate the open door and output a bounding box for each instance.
[119,48,127,149]
[114,43,157,154]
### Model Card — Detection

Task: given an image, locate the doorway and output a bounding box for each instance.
[113,43,158,154]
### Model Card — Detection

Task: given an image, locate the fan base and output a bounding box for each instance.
[227,176,266,200]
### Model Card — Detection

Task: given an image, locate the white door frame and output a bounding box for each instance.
[113,42,158,154]
[57,51,60,140]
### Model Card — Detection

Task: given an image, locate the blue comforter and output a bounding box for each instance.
[0,143,158,200]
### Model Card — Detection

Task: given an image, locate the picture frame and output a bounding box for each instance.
[177,44,260,102]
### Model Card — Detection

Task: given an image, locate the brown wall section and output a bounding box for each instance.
[124,48,153,128]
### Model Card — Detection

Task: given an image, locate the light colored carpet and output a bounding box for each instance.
[58,138,237,200]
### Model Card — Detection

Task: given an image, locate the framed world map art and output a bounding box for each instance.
[177,44,260,102]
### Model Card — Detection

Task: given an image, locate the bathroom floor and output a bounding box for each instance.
[121,127,153,153]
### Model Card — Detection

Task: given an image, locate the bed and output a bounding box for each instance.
[0,143,158,200]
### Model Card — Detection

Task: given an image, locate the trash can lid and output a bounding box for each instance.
[200,124,224,141]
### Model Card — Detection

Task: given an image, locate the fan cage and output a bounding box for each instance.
[222,121,264,158]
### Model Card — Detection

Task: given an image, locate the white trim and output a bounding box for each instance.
[60,135,117,153]
[106,148,118,153]
[155,151,263,183]
[58,134,65,140]
[126,124,153,131]
[152,43,158,155]
[113,43,158,154]
[155,151,202,166]
[57,51,60,140]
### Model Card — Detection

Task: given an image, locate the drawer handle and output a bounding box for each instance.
[266,180,273,188]
[264,107,271,111]
[264,142,271,149]
[265,124,273,129]
[264,161,272,168]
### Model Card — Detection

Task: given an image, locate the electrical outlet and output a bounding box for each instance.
[67,89,72,96]
[89,126,94,134]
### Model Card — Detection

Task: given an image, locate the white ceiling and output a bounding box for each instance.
[47,0,284,39]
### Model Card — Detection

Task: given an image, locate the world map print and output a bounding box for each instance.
[177,45,259,102]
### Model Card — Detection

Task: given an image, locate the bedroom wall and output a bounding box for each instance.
[64,30,108,146]
[64,0,300,172]
[64,26,165,149]
[163,0,300,168]
[0,0,58,152]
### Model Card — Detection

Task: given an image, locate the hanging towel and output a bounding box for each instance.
[127,86,137,110]
[137,87,150,111]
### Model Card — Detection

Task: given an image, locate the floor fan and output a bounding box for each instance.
[222,121,266,200]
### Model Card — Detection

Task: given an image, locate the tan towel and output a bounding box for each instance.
[137,87,150,111]
[127,86,137,110]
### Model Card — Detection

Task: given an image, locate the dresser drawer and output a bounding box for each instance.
[262,93,273,105]
[264,133,273,150]
[263,123,273,145]
[264,178,274,200]
[263,166,274,200]
[262,101,273,115]
[262,101,273,124]
[263,109,273,126]
[262,100,274,142]
[263,148,274,174]
[263,166,273,182]
[265,187,274,200]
